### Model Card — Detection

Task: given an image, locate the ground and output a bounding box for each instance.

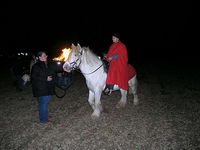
[0,60,200,150]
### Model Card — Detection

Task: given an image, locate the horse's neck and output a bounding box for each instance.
[79,52,105,79]
[79,51,101,71]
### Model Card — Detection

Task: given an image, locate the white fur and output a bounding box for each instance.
[63,44,139,118]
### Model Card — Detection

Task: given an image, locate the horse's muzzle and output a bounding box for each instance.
[63,62,72,72]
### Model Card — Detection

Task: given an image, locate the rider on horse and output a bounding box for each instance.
[103,33,136,95]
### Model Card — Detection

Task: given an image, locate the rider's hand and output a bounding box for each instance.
[107,57,112,61]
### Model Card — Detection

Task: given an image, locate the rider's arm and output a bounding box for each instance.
[104,53,118,61]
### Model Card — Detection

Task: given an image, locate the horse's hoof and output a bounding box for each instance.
[91,112,100,119]
[134,100,139,105]
[133,98,139,105]
[116,102,126,109]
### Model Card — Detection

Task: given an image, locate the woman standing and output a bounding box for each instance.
[31,51,55,123]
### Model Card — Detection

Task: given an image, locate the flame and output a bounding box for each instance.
[53,48,72,62]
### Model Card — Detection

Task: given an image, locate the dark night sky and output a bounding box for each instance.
[0,1,197,61]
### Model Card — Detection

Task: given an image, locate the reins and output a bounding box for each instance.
[75,62,104,75]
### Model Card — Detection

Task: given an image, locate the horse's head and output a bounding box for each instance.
[63,43,83,72]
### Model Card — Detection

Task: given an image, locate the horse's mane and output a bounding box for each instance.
[82,46,102,66]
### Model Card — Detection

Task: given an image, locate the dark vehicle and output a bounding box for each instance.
[52,61,73,98]
[10,56,31,91]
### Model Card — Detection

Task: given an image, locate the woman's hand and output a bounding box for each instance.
[47,76,53,81]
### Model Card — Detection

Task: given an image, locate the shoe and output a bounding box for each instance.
[107,90,112,95]
[103,88,112,95]
[16,87,23,91]
[103,90,109,95]
[40,120,52,124]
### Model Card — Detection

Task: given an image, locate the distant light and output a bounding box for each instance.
[57,61,61,65]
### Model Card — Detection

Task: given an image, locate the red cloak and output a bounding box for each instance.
[105,41,135,90]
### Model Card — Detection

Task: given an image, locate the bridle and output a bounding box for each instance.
[68,49,82,71]
[69,49,104,75]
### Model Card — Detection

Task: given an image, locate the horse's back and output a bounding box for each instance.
[128,64,136,80]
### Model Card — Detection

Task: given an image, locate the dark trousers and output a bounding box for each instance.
[16,75,25,90]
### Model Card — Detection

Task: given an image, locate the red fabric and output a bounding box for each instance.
[127,64,136,80]
[105,41,129,90]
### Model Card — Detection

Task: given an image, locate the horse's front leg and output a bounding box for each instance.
[116,89,127,108]
[88,90,95,111]
[91,90,103,118]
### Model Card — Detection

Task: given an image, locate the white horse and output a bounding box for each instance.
[63,43,139,118]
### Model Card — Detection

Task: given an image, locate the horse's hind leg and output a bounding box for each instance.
[116,89,127,109]
[129,76,139,105]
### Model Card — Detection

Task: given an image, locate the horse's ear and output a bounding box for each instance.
[71,43,76,49]
[77,43,81,48]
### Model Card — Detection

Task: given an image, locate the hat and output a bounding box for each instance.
[112,33,120,39]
